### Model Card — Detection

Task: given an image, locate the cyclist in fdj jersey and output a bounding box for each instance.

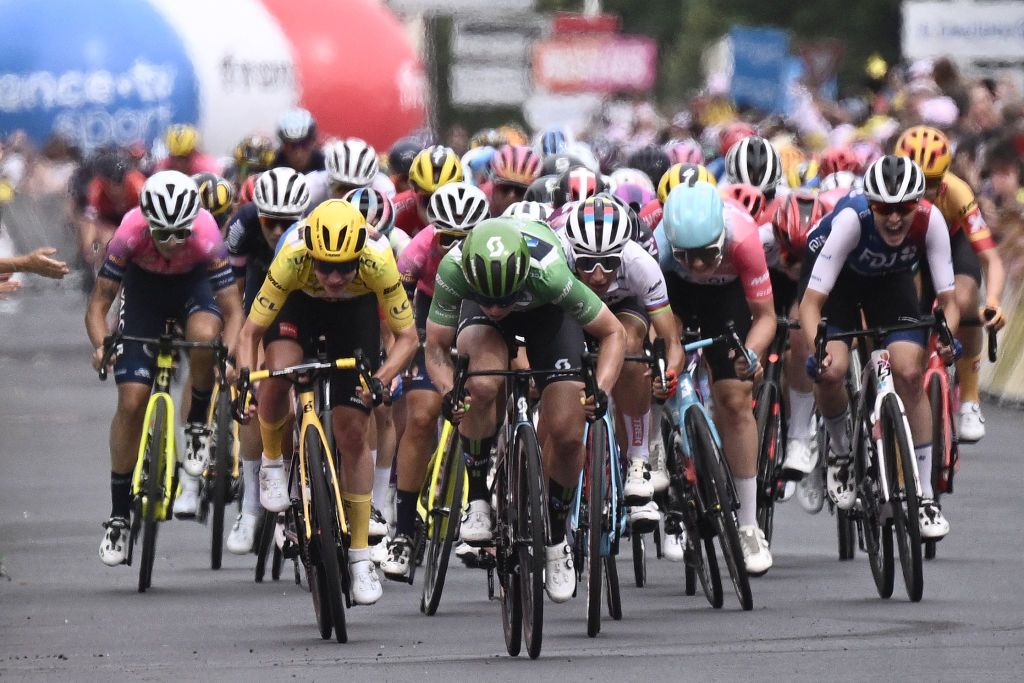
[424,218,626,603]
[233,200,418,604]
[799,156,960,539]
[87,171,244,567]
[895,126,1006,443]
[656,182,777,575]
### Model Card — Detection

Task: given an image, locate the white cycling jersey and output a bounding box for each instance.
[558,237,670,314]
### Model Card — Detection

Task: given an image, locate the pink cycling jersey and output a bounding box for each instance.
[101,207,230,281]
[397,225,444,297]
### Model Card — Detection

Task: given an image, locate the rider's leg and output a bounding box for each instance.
[537,379,587,544]
[393,389,442,539]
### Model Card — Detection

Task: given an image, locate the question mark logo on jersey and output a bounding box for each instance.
[487,235,507,258]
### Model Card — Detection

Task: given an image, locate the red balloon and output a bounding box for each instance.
[261,0,427,151]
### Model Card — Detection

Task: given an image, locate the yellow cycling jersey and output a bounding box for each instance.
[248,225,413,331]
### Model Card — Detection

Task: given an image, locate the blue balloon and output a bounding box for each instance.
[0,0,198,151]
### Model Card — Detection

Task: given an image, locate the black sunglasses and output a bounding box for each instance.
[151,227,190,243]
[672,245,722,266]
[575,253,622,274]
[477,292,520,308]
[313,258,360,275]
[437,231,463,249]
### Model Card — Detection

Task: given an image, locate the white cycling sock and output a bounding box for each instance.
[261,454,283,468]
[735,476,758,528]
[626,410,651,462]
[788,388,815,441]
[915,444,933,499]
[242,459,262,515]
[349,547,370,563]
[372,466,392,513]
[824,411,851,456]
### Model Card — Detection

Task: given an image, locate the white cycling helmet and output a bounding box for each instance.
[277,107,316,143]
[502,200,553,223]
[254,167,311,219]
[140,170,201,231]
[427,181,490,235]
[862,155,925,203]
[564,196,633,255]
[818,170,859,192]
[608,167,656,194]
[725,136,782,192]
[324,137,379,187]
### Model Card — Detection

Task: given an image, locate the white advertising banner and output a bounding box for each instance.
[903,1,1024,60]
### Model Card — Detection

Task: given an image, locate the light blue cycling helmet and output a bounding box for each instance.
[662,181,725,249]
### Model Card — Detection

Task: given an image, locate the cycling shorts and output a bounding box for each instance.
[769,267,799,316]
[609,296,649,332]
[663,275,752,382]
[403,291,436,394]
[919,229,982,315]
[262,291,381,412]
[113,264,222,386]
[457,302,585,392]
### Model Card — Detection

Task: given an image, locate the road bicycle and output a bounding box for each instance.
[813,314,947,602]
[236,346,383,642]
[98,319,227,592]
[656,325,754,611]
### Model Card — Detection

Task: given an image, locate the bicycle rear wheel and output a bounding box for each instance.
[631,532,646,588]
[882,395,923,602]
[925,374,947,561]
[138,401,166,593]
[421,428,466,616]
[254,509,276,583]
[687,409,752,611]
[604,555,622,620]
[586,420,607,637]
[753,382,782,544]
[516,426,546,659]
[856,409,894,599]
[495,457,521,657]
[306,430,348,642]
[210,386,233,570]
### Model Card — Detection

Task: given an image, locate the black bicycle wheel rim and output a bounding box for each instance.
[254,509,275,582]
[631,532,646,588]
[753,382,779,543]
[496,456,522,657]
[517,426,546,659]
[883,395,923,602]
[687,409,752,611]
[587,420,607,637]
[306,429,348,642]
[604,555,622,620]
[139,400,166,593]
[422,430,466,616]
[858,410,894,598]
[210,387,232,570]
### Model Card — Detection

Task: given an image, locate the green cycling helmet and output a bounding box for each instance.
[461,218,531,301]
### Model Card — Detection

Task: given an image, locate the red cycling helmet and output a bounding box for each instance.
[721,183,768,223]
[719,121,757,157]
[237,174,257,205]
[556,166,606,207]
[490,144,542,188]
[773,189,823,261]
[818,146,861,178]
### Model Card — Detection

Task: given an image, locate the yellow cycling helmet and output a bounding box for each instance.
[657,163,717,204]
[191,173,235,217]
[165,124,199,157]
[776,143,806,176]
[408,145,464,194]
[787,159,819,189]
[894,126,951,180]
[303,199,368,263]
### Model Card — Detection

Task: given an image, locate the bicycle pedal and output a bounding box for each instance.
[281,540,300,560]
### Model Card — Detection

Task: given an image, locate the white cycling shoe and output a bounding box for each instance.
[648,440,670,493]
[826,456,857,510]
[226,512,259,555]
[349,557,383,605]
[662,529,686,562]
[782,438,816,476]
[628,501,660,534]
[623,458,654,505]
[259,465,290,513]
[919,499,950,539]
[544,542,575,603]
[959,402,985,443]
[99,517,130,566]
[182,422,212,477]
[460,500,493,544]
[797,464,825,514]
[173,474,200,519]
[738,525,772,576]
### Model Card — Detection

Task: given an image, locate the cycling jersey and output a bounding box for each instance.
[429,221,604,328]
[654,203,773,302]
[805,191,955,295]
[248,225,413,331]
[154,153,222,176]
[392,189,429,236]
[271,148,326,174]
[304,171,398,217]
[932,172,995,253]
[559,237,670,315]
[397,225,444,298]
[99,207,233,291]
[226,202,295,311]
[85,171,146,224]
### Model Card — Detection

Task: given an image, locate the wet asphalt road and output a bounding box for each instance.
[1,288,1022,680]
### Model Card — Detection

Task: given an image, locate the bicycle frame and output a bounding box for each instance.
[416,420,468,537]
[664,336,725,458]
[134,348,177,520]
[571,410,625,557]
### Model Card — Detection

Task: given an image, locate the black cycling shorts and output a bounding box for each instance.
[609,296,649,332]
[262,291,381,412]
[770,267,799,316]
[457,302,585,392]
[663,275,753,382]
[918,229,982,315]
[403,291,436,394]
[113,264,222,386]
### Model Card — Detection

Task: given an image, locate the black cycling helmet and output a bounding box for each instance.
[541,152,584,178]
[93,148,131,184]
[524,174,559,204]
[388,136,422,178]
[625,144,671,187]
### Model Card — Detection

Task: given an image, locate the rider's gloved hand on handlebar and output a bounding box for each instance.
[579,388,608,421]
[653,368,678,401]
[441,389,470,424]
[731,347,760,380]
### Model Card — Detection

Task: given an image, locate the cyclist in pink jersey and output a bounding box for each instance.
[87,171,244,567]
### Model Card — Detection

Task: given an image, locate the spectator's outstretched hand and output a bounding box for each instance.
[0,273,20,299]
[21,247,69,279]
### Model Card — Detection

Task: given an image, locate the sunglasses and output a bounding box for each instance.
[575,253,622,274]
[151,227,191,243]
[312,258,360,275]
[437,231,463,249]
[672,245,722,266]
[258,216,295,231]
[869,200,918,217]
[477,292,520,308]
[281,138,312,150]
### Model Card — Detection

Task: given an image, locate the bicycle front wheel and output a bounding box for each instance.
[586,419,607,638]
[138,400,167,593]
[925,374,949,561]
[516,426,546,659]
[210,386,233,570]
[495,453,521,657]
[421,426,466,616]
[306,429,348,642]
[882,395,923,602]
[687,409,752,611]
[753,382,782,544]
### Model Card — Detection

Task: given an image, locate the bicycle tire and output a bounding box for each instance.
[753,382,781,544]
[254,509,275,583]
[421,428,466,616]
[587,420,607,638]
[926,375,945,562]
[820,424,857,561]
[604,555,622,620]
[855,408,894,599]
[631,532,646,588]
[496,456,522,657]
[210,387,233,570]
[138,400,166,593]
[882,395,923,602]
[687,409,752,611]
[517,425,546,659]
[306,429,348,642]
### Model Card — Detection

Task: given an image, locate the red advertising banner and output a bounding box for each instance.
[533,35,657,93]
[551,11,621,34]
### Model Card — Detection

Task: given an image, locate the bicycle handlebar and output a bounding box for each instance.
[97,330,228,382]
[813,312,940,377]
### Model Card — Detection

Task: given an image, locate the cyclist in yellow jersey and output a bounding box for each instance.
[896,126,1006,442]
[234,199,417,605]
